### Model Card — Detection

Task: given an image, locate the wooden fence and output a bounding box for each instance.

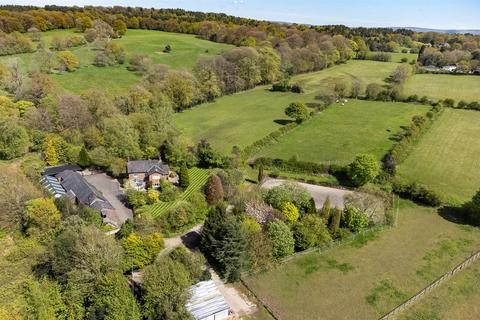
[379,249,480,319]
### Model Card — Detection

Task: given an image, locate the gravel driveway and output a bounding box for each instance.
[261,178,353,209]
[84,173,133,225]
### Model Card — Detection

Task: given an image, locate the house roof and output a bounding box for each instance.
[44,164,81,176]
[127,160,169,175]
[186,280,230,320]
[57,170,113,210]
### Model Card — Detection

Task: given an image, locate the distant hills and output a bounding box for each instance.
[395,27,480,35]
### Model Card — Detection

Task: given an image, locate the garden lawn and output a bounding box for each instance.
[243,201,480,320]
[258,99,429,164]
[144,167,211,218]
[400,261,480,320]
[397,108,480,204]
[404,73,480,102]
[174,88,319,154]
[0,29,232,94]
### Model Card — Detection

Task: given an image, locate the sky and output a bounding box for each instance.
[1,0,479,30]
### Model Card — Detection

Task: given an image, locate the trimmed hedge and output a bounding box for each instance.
[254,157,331,175]
[392,180,442,207]
[382,105,443,173]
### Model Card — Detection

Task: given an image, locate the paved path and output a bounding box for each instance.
[84,173,133,225]
[210,270,256,317]
[262,178,353,209]
[158,223,203,256]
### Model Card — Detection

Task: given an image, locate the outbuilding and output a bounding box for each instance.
[186,280,231,320]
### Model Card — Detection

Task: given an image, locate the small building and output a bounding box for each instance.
[186,280,230,320]
[40,175,66,198]
[127,159,174,190]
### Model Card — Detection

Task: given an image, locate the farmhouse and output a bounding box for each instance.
[186,280,231,320]
[127,159,176,190]
[42,165,119,227]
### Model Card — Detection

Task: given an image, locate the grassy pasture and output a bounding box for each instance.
[174,88,319,154]
[397,108,480,204]
[243,201,480,320]
[174,60,400,154]
[258,99,429,164]
[0,29,232,94]
[292,60,398,93]
[400,262,480,320]
[404,73,480,102]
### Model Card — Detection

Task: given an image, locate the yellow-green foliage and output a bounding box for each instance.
[281,202,299,222]
[122,232,164,270]
[147,190,160,204]
[23,198,61,238]
[56,50,79,72]
[241,216,262,234]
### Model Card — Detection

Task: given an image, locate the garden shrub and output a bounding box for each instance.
[266,220,295,259]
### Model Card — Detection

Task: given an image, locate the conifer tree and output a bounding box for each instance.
[320,196,332,220]
[329,208,342,234]
[45,141,59,166]
[258,164,265,183]
[179,162,189,189]
[78,146,91,167]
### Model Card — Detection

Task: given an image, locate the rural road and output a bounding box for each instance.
[158,223,203,256]
[261,178,353,209]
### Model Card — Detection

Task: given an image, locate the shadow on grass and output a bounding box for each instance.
[438,206,475,226]
[273,119,294,125]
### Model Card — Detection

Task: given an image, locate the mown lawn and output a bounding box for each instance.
[397,108,480,204]
[400,261,480,320]
[243,201,480,320]
[0,29,232,94]
[258,99,429,164]
[404,73,480,102]
[143,167,211,218]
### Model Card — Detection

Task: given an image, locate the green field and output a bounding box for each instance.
[258,100,428,164]
[0,29,232,94]
[175,88,318,154]
[404,73,480,102]
[400,262,480,320]
[144,167,211,217]
[243,202,480,320]
[175,60,400,154]
[292,60,398,93]
[398,108,480,204]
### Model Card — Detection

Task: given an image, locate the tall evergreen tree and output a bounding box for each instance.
[178,162,189,189]
[77,146,91,167]
[329,208,342,234]
[258,164,265,183]
[320,196,332,220]
[212,216,247,282]
[205,174,224,205]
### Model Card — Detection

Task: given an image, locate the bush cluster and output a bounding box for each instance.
[392,180,442,207]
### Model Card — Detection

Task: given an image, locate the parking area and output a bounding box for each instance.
[262,178,353,209]
[84,173,133,225]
